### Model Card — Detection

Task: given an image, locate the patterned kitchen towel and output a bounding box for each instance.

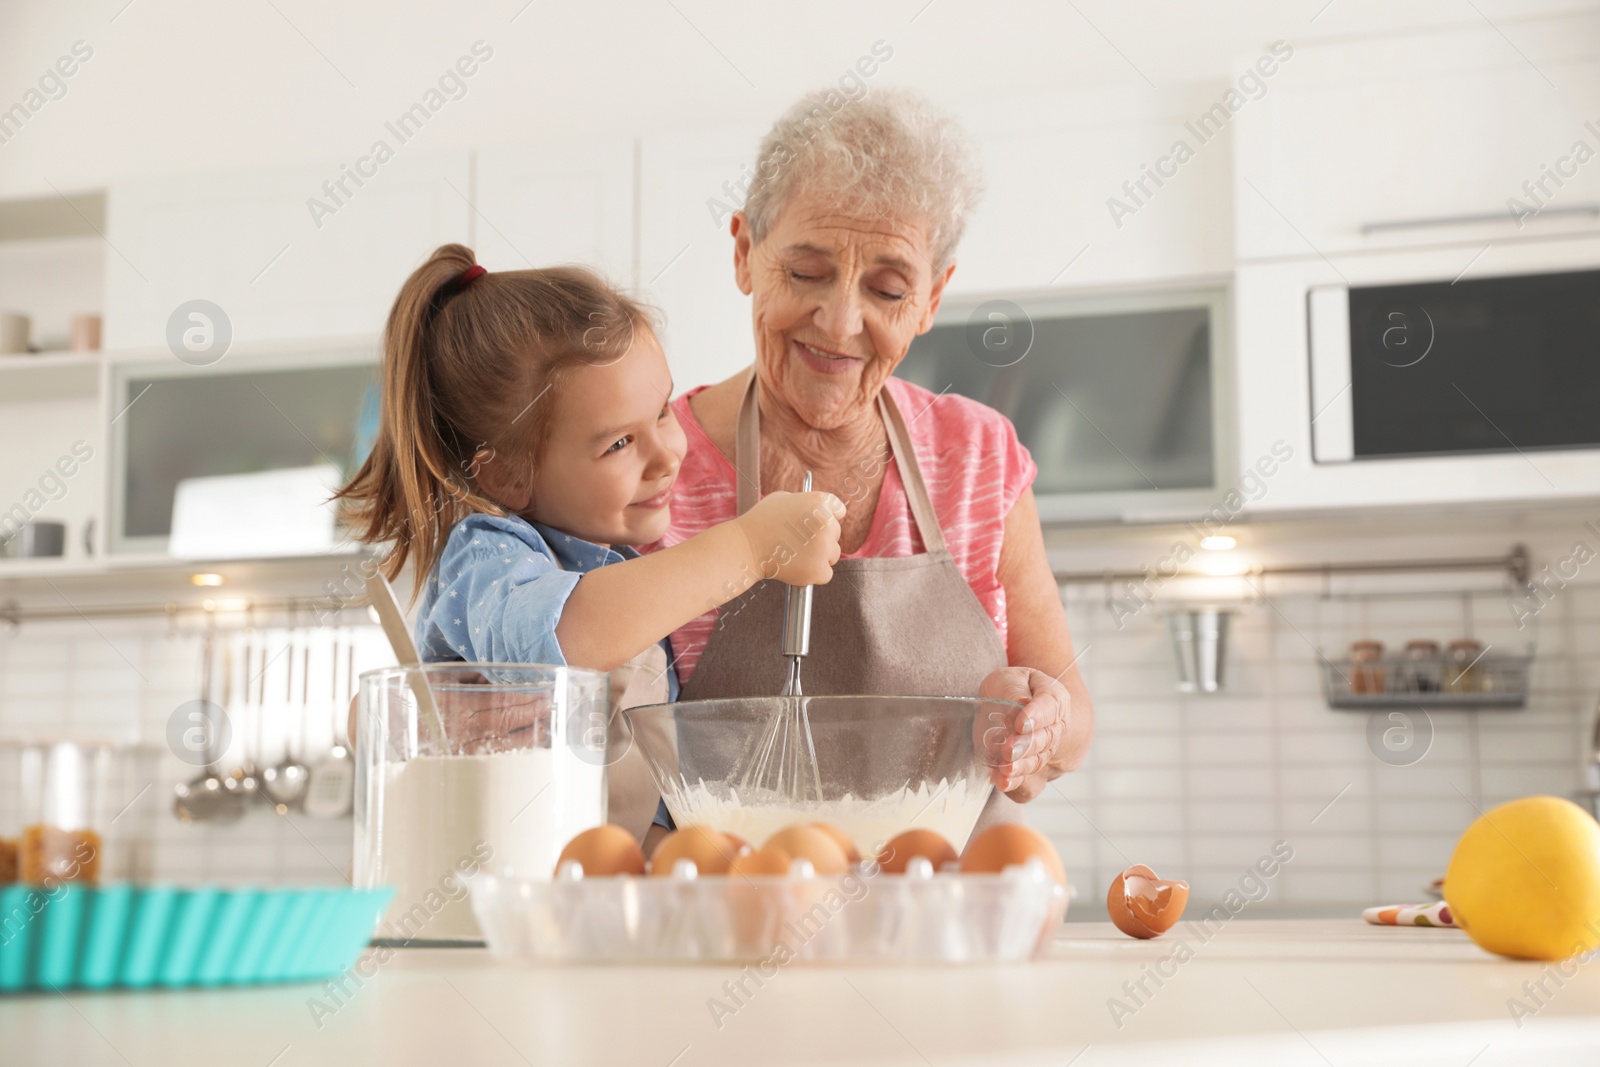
[1363,901,1456,927]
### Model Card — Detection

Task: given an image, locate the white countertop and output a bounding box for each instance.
[9,919,1600,1066]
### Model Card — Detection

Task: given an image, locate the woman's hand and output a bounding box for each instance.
[976,666,1071,802]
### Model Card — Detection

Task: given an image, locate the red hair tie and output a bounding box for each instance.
[458,265,487,286]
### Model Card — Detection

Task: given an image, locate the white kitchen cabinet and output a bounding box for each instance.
[637,126,764,392]
[1234,19,1600,261]
[948,85,1235,296]
[472,137,635,286]
[1234,234,1600,515]
[103,151,472,350]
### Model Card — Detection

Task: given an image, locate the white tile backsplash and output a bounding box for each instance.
[1045,575,1600,914]
[0,618,391,887]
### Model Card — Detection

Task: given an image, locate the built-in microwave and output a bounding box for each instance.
[1307,267,1600,464]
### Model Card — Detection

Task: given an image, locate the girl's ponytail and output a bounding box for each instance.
[338,244,651,599]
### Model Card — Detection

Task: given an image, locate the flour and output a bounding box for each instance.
[359,748,604,940]
[664,777,990,858]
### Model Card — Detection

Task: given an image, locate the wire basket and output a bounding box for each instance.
[1319,654,1532,710]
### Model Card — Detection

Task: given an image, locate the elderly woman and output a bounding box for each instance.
[647,88,1094,835]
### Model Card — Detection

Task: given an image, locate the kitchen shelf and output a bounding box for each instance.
[0,351,103,401]
[0,547,381,621]
[1319,654,1532,710]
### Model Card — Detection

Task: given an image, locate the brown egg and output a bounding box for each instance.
[764,825,849,875]
[1107,864,1190,938]
[556,825,646,877]
[725,847,791,948]
[650,826,737,877]
[877,829,959,874]
[722,832,752,855]
[809,823,860,864]
[728,847,792,878]
[959,824,1067,884]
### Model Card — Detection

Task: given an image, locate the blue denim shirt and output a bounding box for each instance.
[416,512,679,697]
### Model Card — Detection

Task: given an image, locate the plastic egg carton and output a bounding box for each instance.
[465,857,1069,965]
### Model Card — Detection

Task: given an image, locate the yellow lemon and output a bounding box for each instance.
[1444,795,1600,961]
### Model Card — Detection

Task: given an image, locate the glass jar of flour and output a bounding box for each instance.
[354,663,608,943]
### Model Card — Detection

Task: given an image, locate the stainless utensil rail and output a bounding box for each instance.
[1053,543,1530,587]
[0,595,369,627]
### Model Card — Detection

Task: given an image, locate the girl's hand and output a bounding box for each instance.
[734,491,845,586]
[974,666,1071,802]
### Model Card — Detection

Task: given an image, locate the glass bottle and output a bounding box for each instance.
[1445,639,1487,694]
[1349,640,1386,695]
[1402,640,1442,694]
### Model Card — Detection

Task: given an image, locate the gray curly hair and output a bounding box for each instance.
[741,87,983,273]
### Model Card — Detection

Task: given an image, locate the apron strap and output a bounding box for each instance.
[734,366,762,516]
[732,367,946,555]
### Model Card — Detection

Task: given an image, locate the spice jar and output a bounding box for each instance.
[1401,640,1442,694]
[0,740,159,886]
[1349,640,1387,694]
[1445,639,1488,694]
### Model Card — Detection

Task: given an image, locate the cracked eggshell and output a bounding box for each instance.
[1108,864,1190,938]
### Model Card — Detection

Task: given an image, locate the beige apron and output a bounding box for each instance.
[681,369,1022,833]
[605,640,675,841]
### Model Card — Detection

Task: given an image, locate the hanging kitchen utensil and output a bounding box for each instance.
[262,624,311,812]
[173,620,247,824]
[226,625,268,803]
[738,471,825,803]
[303,627,354,819]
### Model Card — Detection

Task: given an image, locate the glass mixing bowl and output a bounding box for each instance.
[624,695,1017,857]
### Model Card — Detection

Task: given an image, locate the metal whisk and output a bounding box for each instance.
[740,471,826,802]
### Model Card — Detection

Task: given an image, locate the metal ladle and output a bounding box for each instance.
[173,622,247,823]
[262,630,311,812]
[303,628,354,819]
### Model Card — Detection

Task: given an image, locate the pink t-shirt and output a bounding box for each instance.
[644,376,1037,685]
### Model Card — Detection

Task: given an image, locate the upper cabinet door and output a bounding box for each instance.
[473,138,635,286]
[1234,21,1600,260]
[949,87,1235,296]
[638,126,765,393]
[105,151,472,350]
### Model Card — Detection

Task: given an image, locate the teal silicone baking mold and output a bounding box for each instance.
[0,883,395,993]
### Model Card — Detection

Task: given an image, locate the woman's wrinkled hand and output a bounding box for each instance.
[974,666,1071,802]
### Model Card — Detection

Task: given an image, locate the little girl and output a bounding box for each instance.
[338,243,844,839]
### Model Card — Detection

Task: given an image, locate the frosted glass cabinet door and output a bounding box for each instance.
[897,289,1227,521]
[108,345,378,555]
